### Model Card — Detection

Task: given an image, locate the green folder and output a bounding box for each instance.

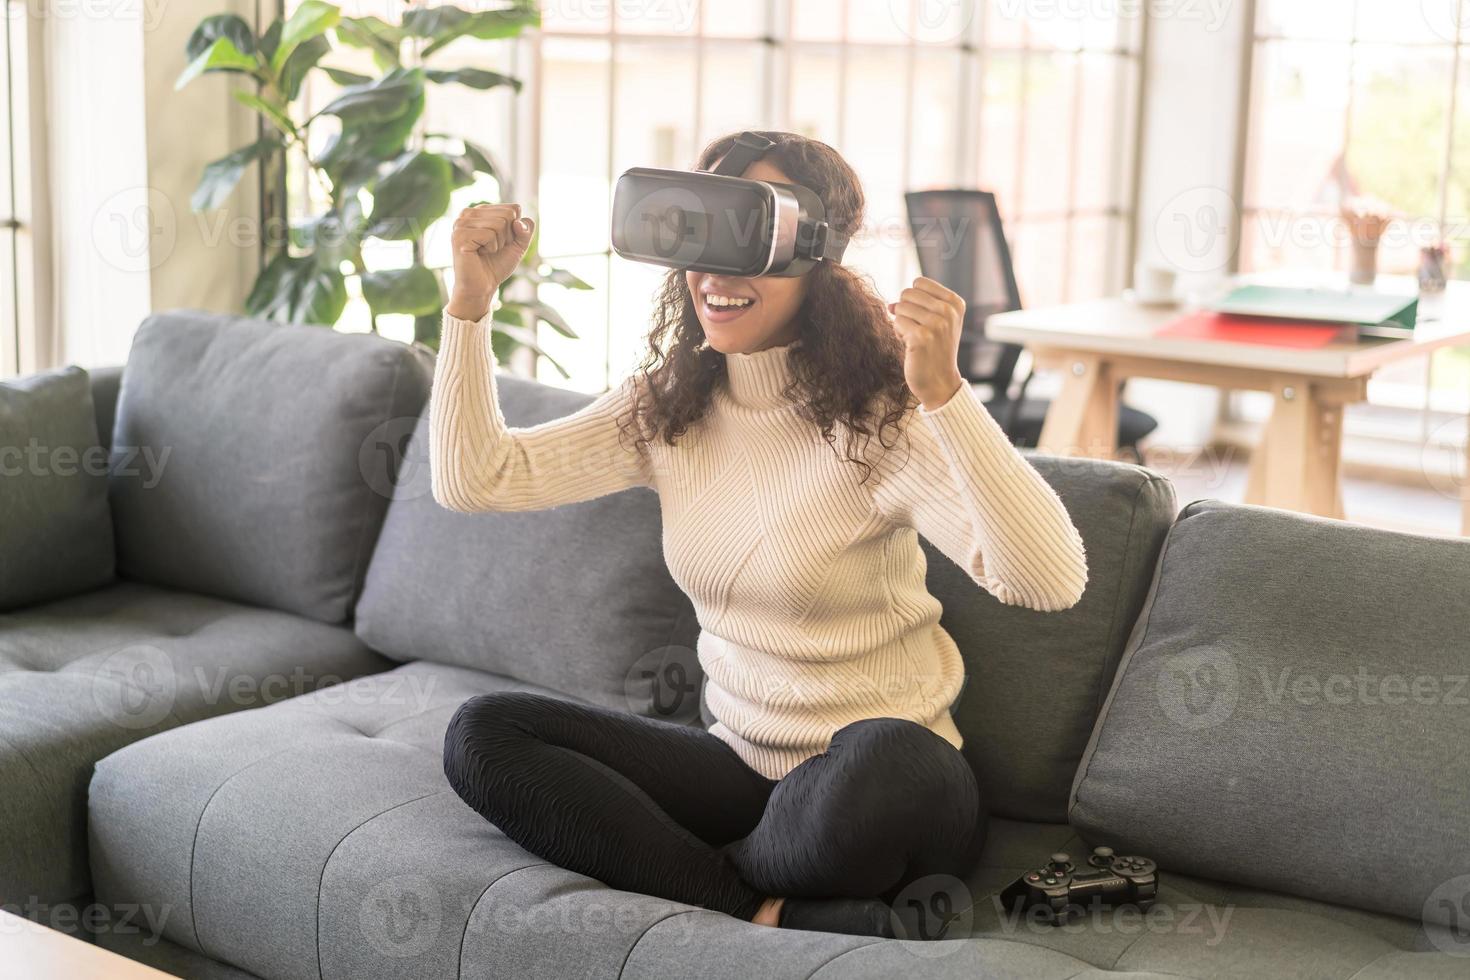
[1211,285,1417,336]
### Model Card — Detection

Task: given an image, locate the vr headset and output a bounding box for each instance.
[610,132,849,278]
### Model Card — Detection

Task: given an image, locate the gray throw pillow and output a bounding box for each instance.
[109,311,433,624]
[1071,499,1470,927]
[0,367,115,608]
[354,374,702,722]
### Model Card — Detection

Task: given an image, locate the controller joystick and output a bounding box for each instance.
[1046,852,1073,874]
[1089,846,1115,868]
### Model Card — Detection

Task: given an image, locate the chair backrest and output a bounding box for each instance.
[905,189,1024,392]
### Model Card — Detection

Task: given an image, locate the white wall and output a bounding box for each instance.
[1125,0,1254,450]
[40,1,259,370]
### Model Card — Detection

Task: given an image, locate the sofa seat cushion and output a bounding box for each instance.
[89,661,1467,980]
[0,581,389,906]
[0,366,115,609]
[1069,500,1470,927]
[109,310,433,624]
[354,375,701,720]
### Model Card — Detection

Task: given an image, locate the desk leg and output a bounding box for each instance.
[1244,379,1345,519]
[1037,354,1119,458]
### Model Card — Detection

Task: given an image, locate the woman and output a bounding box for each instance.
[431,131,1088,939]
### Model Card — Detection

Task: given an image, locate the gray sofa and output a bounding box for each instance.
[3,310,1467,978]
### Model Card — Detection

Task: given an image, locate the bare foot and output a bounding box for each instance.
[752,896,784,927]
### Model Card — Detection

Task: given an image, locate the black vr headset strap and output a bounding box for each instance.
[710,131,850,265]
[709,131,776,177]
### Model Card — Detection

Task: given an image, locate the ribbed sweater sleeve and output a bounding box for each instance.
[429,308,653,513]
[873,381,1089,611]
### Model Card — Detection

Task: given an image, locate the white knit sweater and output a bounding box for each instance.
[430,309,1089,779]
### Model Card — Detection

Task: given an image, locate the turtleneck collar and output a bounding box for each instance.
[723,342,797,410]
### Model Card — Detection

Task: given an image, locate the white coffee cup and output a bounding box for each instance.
[1132,262,1178,305]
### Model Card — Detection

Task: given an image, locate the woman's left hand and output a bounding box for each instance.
[889,276,967,411]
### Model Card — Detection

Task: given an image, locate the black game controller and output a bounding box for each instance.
[1000,846,1158,923]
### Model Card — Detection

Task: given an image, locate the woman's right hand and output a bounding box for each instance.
[446,203,535,321]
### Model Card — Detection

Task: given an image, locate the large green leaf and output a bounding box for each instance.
[176,35,258,90]
[245,252,348,325]
[316,66,423,124]
[365,150,454,241]
[321,66,372,86]
[500,298,578,339]
[361,265,444,317]
[314,69,426,196]
[402,4,540,57]
[234,91,296,138]
[424,68,522,92]
[278,34,331,101]
[192,137,279,211]
[335,15,403,69]
[270,0,340,74]
[185,15,255,62]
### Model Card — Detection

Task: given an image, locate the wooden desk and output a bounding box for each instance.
[0,910,179,979]
[987,279,1470,533]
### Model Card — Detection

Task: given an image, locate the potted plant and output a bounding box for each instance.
[177,0,585,371]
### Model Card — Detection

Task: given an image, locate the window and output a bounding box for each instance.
[532,0,1144,392]
[1241,0,1470,436]
[279,0,1144,394]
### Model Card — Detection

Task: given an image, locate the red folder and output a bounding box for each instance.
[1155,311,1351,349]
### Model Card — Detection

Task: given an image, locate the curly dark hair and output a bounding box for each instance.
[615,130,916,485]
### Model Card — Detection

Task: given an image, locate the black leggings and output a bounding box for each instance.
[442,692,985,921]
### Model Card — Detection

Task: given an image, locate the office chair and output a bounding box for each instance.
[904,189,1158,457]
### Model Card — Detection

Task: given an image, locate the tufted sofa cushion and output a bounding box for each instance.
[0,581,388,907]
[89,661,1468,980]
[354,374,701,722]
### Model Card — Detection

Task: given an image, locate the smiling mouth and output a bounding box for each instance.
[701,292,757,322]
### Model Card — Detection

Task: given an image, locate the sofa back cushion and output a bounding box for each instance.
[354,375,702,722]
[0,367,115,608]
[110,311,432,624]
[1070,499,1470,927]
[927,458,1175,822]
